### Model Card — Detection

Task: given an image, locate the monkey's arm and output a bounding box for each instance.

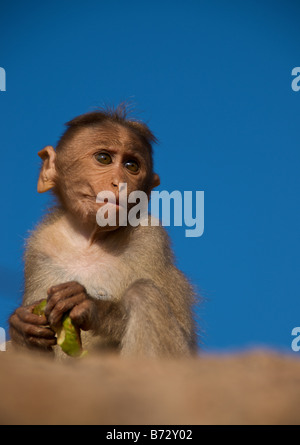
[44,275,196,357]
[120,277,197,357]
[10,269,196,357]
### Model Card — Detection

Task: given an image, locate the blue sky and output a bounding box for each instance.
[0,0,299,353]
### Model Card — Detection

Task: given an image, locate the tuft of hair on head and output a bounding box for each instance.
[56,102,157,154]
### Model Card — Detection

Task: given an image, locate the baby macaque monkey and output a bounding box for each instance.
[9,105,197,359]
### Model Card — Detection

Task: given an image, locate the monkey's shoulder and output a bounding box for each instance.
[25,208,66,253]
[130,215,174,257]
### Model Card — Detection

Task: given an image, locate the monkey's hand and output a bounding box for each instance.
[45,281,98,331]
[9,300,57,351]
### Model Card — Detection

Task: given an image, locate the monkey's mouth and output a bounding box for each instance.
[81,193,125,211]
[95,195,124,208]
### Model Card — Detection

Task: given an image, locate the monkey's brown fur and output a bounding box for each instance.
[9,105,198,359]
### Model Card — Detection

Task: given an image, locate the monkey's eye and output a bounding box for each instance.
[95,153,112,165]
[124,161,139,173]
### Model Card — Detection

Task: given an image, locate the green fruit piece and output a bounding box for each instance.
[32,299,47,316]
[56,314,83,357]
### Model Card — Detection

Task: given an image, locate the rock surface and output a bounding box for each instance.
[0,348,300,425]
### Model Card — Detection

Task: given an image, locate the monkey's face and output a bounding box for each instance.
[49,123,158,230]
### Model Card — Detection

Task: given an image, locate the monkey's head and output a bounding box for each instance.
[37,105,160,231]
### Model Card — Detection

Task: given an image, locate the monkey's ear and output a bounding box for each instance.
[151,173,160,189]
[37,146,57,193]
[147,173,160,199]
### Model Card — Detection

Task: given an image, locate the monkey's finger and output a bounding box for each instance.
[46,288,81,316]
[26,335,57,348]
[15,306,48,325]
[46,284,86,313]
[47,293,87,328]
[10,313,56,339]
[9,325,56,349]
[69,299,94,330]
[47,281,85,297]
[9,325,26,346]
